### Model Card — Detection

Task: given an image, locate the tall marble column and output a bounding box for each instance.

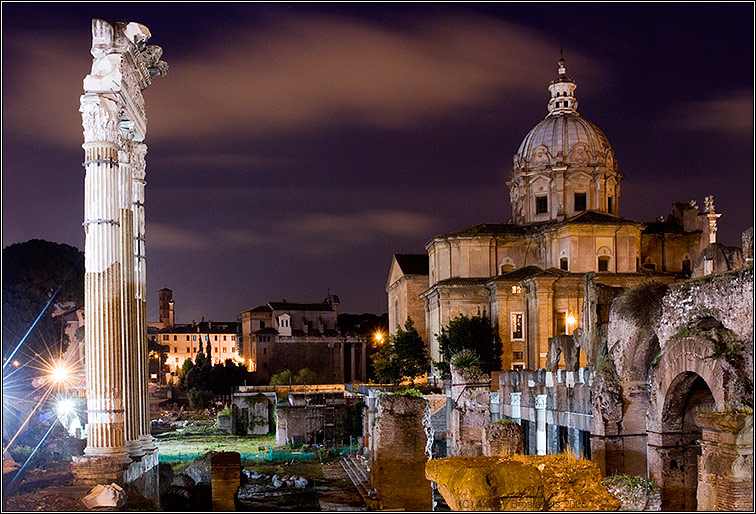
[80,94,130,463]
[118,137,143,458]
[132,142,155,451]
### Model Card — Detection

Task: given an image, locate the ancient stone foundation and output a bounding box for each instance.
[482,421,524,456]
[426,454,620,511]
[370,394,433,511]
[696,411,754,512]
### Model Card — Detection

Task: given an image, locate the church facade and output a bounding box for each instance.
[388,59,737,374]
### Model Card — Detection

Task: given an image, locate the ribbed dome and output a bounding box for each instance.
[516,113,614,170]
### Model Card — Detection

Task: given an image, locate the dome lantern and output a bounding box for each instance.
[507,57,622,226]
[547,58,578,114]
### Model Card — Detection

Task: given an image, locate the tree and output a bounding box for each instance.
[2,240,84,367]
[296,367,317,386]
[270,369,295,386]
[436,313,502,379]
[373,317,429,385]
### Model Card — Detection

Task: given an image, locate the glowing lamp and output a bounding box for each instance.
[51,364,70,384]
[57,398,74,415]
[374,332,383,343]
[567,313,577,325]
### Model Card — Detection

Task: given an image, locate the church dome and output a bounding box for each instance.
[513,58,616,172]
[516,114,613,169]
[507,58,622,226]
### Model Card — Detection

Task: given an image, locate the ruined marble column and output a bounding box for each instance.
[80,94,129,463]
[119,138,143,458]
[132,142,155,452]
[77,17,166,471]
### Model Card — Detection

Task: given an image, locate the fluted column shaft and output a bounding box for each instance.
[132,142,154,451]
[80,95,129,462]
[118,141,143,458]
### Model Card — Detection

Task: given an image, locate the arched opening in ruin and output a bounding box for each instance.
[657,372,715,511]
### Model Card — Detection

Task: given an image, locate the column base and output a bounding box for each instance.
[71,454,131,487]
[126,439,146,459]
[139,434,157,453]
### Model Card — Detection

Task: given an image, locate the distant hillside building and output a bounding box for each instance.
[239,294,367,384]
[388,59,743,375]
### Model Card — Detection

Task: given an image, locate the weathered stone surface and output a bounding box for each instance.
[427,454,620,511]
[450,366,490,456]
[695,411,754,512]
[427,457,545,511]
[210,451,241,511]
[370,394,433,511]
[602,476,661,511]
[546,335,580,372]
[182,453,211,486]
[81,482,126,509]
[482,421,524,456]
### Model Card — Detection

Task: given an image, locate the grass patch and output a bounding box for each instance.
[607,473,659,492]
[155,431,275,457]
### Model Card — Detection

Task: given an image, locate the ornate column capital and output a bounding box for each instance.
[80,95,120,144]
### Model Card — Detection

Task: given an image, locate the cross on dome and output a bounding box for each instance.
[548,57,578,114]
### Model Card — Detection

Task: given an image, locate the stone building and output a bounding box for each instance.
[239,295,367,384]
[158,320,239,375]
[388,58,738,375]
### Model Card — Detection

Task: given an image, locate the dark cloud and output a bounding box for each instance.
[2,4,753,321]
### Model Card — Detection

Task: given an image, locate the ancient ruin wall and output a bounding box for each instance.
[370,394,433,511]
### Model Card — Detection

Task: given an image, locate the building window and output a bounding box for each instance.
[682,258,691,272]
[214,335,218,341]
[513,351,524,360]
[513,364,524,371]
[193,335,197,341]
[223,347,226,353]
[511,285,522,294]
[231,336,235,341]
[536,196,548,214]
[193,347,197,353]
[511,312,524,340]
[564,100,569,107]
[214,346,219,353]
[260,321,265,329]
[263,347,267,355]
[186,335,190,341]
[608,196,613,212]
[555,101,560,108]
[163,335,168,341]
[174,347,177,353]
[173,335,177,341]
[186,347,190,353]
[560,257,569,271]
[556,311,567,335]
[598,256,610,272]
[263,362,267,369]
[574,193,587,211]
[175,357,179,363]
[224,335,227,341]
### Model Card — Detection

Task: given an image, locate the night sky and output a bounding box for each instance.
[2,3,753,323]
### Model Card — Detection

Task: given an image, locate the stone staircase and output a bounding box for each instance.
[340,455,379,509]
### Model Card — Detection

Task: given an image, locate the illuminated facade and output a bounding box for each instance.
[388,59,739,375]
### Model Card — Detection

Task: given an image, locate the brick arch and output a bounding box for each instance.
[648,336,726,431]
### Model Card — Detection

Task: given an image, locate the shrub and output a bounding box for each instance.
[451,348,483,378]
[620,280,668,327]
[187,388,214,410]
[395,388,423,397]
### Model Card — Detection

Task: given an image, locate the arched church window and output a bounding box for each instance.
[598,256,610,272]
[560,257,569,271]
